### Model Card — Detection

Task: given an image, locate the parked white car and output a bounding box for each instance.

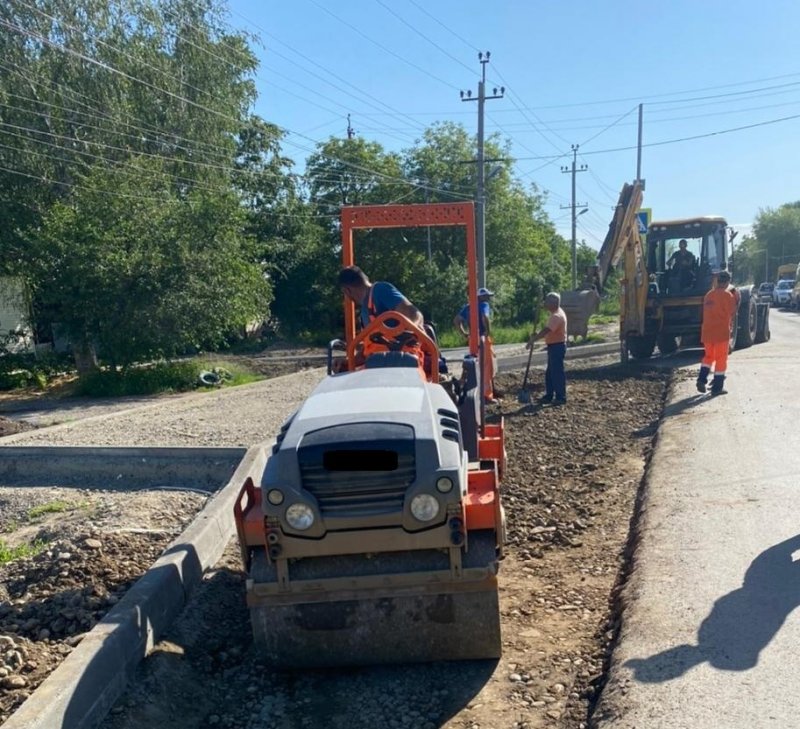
[756,282,775,304]
[773,279,795,307]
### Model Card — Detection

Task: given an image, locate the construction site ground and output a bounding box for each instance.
[0,344,667,729]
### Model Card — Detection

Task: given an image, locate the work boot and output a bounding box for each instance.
[710,374,727,396]
[696,365,710,393]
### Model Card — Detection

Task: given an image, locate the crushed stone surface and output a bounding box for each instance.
[0,355,668,728]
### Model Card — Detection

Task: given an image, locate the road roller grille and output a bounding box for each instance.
[297,423,416,519]
[234,460,502,568]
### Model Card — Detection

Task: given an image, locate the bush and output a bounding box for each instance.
[0,352,74,391]
[75,360,261,397]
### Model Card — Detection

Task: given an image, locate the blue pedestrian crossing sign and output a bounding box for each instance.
[636,208,652,235]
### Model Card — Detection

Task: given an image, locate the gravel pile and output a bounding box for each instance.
[97,362,670,729]
[0,530,171,723]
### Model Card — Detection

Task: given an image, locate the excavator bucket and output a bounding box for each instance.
[247,533,501,667]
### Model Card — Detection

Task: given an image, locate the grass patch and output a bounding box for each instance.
[589,313,618,325]
[438,324,532,349]
[0,538,46,565]
[75,360,261,397]
[27,501,70,520]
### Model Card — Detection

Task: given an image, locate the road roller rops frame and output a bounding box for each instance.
[234,202,506,666]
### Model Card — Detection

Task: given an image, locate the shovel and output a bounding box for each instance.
[517,339,536,403]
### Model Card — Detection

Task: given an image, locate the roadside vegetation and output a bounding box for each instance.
[75,361,260,397]
[0,0,602,383]
[0,539,46,566]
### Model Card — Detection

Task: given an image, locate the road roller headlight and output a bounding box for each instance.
[285,503,315,531]
[435,476,453,493]
[267,489,284,505]
[410,494,440,522]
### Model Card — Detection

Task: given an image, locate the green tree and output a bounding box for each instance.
[0,0,257,269]
[29,158,269,367]
[752,203,800,281]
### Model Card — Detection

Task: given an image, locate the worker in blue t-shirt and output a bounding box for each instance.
[337,266,425,371]
[453,287,497,403]
[338,265,423,328]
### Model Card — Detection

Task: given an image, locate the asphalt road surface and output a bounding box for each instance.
[595,307,800,728]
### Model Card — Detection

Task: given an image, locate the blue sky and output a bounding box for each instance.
[227,0,800,248]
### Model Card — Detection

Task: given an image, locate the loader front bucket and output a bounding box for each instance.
[247,533,501,667]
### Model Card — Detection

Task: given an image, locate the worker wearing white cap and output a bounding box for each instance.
[454,287,497,403]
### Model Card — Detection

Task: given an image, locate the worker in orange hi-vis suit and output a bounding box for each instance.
[697,270,740,396]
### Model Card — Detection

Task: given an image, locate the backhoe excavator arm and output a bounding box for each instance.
[589,182,647,339]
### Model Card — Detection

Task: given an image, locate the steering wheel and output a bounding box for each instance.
[347,310,440,382]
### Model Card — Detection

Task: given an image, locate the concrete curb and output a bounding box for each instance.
[0,446,245,490]
[496,340,620,373]
[3,443,269,729]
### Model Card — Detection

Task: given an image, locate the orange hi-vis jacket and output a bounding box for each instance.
[701,286,739,343]
[362,287,425,370]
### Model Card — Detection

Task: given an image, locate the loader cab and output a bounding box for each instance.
[647,217,729,297]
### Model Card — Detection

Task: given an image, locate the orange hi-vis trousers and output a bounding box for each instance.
[481,336,496,399]
[702,340,728,375]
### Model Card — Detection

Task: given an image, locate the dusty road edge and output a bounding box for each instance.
[2,443,269,729]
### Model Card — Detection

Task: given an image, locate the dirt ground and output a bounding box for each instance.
[0,417,32,438]
[80,361,669,729]
[0,489,209,724]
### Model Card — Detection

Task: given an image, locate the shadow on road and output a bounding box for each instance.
[625,533,800,682]
[662,393,711,418]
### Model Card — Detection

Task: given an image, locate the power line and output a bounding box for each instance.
[373,0,475,75]
[0,63,240,161]
[0,15,473,200]
[305,0,461,91]
[0,156,340,218]
[405,0,481,53]
[512,112,800,160]
[578,105,638,147]
[205,1,435,134]
[156,3,430,139]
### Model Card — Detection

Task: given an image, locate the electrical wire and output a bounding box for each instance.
[202,1,435,134]
[304,0,461,91]
[511,112,800,160]
[373,0,475,75]
[0,15,474,200]
[405,0,481,53]
[155,3,429,140]
[0,158,340,218]
[578,105,638,148]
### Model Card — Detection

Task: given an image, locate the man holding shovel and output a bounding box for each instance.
[526,292,568,405]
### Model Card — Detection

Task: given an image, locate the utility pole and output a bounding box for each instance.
[346,114,355,140]
[424,186,432,263]
[636,103,644,185]
[460,51,504,289]
[561,144,588,289]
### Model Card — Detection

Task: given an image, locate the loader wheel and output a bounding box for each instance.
[656,333,678,355]
[755,305,771,344]
[627,334,656,360]
[735,290,756,349]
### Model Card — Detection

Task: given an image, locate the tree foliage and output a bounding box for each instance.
[735,203,800,283]
[1,0,591,358]
[29,158,269,366]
